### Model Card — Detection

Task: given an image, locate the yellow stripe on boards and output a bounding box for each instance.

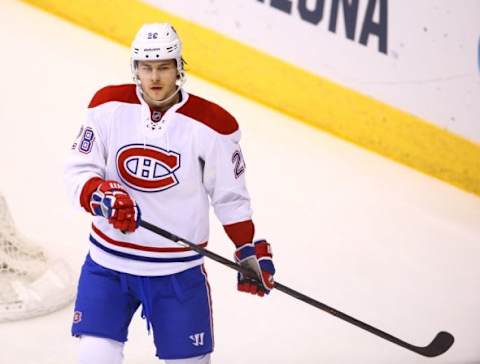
[22,0,480,196]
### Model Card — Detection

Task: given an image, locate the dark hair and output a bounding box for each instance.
[180,57,187,71]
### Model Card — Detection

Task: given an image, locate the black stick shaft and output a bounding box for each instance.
[139,219,454,357]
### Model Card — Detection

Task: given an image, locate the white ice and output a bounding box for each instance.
[0,1,479,363]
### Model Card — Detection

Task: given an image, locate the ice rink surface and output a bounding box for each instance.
[1,1,480,363]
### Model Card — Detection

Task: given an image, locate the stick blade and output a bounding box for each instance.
[416,331,454,357]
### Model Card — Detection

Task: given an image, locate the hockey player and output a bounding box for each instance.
[64,23,275,364]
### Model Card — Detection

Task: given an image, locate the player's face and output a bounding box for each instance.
[137,60,178,102]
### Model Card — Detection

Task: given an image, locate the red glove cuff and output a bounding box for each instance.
[223,220,255,248]
[80,177,104,214]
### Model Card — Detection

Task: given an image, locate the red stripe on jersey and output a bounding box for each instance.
[88,84,140,108]
[92,224,207,252]
[177,94,239,135]
[223,220,255,247]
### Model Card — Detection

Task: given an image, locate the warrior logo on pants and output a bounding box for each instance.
[189,332,205,346]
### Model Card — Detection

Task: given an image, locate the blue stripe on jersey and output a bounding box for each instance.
[89,235,203,263]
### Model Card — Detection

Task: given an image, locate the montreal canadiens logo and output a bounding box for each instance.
[116,144,181,192]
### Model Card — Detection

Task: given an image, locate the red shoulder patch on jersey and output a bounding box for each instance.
[177,94,239,135]
[88,84,140,108]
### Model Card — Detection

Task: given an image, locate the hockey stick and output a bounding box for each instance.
[139,219,454,357]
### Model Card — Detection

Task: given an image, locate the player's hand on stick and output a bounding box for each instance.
[90,180,141,232]
[234,239,275,297]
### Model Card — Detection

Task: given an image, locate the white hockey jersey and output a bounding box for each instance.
[64,85,253,276]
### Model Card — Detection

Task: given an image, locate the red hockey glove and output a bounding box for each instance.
[90,180,141,233]
[234,239,275,297]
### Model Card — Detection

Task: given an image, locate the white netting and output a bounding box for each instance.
[0,194,75,322]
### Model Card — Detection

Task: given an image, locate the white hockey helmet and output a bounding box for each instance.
[130,23,184,84]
